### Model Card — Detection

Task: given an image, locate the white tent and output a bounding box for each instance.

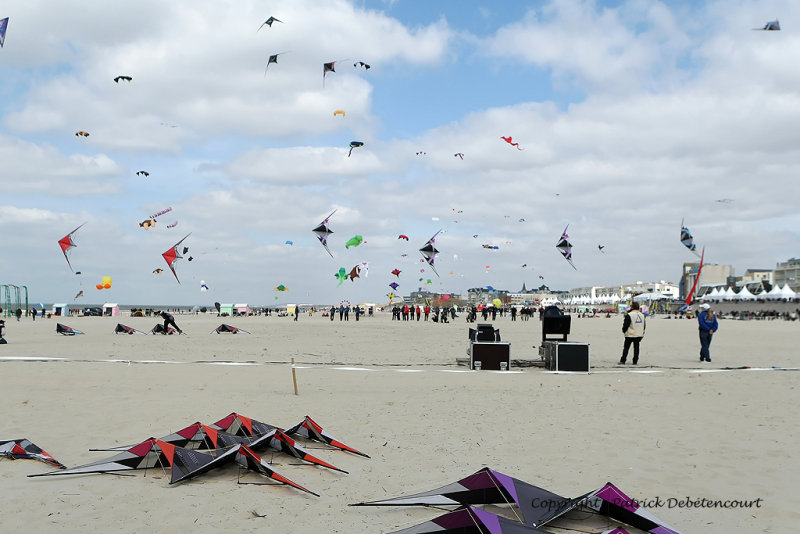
[703,287,721,301]
[735,286,756,300]
[765,285,783,300]
[779,284,797,299]
[722,287,737,301]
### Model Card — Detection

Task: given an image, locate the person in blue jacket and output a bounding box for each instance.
[697,303,718,362]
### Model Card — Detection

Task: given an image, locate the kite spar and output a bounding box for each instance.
[162,233,191,283]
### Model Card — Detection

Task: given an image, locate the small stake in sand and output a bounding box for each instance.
[291,357,299,395]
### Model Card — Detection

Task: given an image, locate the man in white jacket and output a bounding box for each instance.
[619,302,646,365]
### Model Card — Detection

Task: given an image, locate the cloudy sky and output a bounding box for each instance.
[1,0,798,306]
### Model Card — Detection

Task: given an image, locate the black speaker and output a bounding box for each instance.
[544,341,590,372]
[470,342,511,371]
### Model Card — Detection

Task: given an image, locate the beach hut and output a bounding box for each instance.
[218,303,234,316]
[234,303,250,316]
[52,303,69,316]
[102,303,120,317]
[286,304,297,316]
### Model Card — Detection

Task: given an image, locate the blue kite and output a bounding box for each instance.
[0,18,8,48]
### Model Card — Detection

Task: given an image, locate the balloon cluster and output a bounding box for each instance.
[95,276,113,290]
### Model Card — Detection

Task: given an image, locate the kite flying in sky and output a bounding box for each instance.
[162,233,191,283]
[680,219,700,257]
[0,18,8,48]
[151,207,172,218]
[335,267,348,286]
[419,230,442,277]
[389,282,399,291]
[391,269,401,277]
[398,234,409,241]
[113,75,132,83]
[353,61,370,69]
[454,153,464,160]
[323,61,335,86]
[348,141,364,157]
[756,19,780,30]
[501,136,522,150]
[136,170,149,177]
[334,110,345,117]
[556,225,576,270]
[345,235,363,249]
[348,265,361,281]
[313,210,336,257]
[258,16,282,30]
[58,223,85,272]
[75,131,89,137]
[264,52,286,75]
[139,219,156,230]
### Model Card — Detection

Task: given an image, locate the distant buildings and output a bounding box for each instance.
[394,257,798,306]
[680,257,799,298]
[681,263,733,300]
[774,258,800,292]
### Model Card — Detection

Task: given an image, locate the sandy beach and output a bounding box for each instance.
[1,312,797,533]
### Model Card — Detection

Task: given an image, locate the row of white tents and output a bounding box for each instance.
[558,284,798,306]
[700,284,797,301]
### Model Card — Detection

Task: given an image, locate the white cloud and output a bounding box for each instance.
[1,0,798,304]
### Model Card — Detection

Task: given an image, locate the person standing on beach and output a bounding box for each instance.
[619,302,645,365]
[0,319,6,344]
[159,310,183,334]
[294,305,299,321]
[31,308,36,321]
[15,308,22,322]
[697,303,718,362]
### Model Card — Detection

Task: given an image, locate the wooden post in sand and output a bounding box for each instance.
[291,357,299,395]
